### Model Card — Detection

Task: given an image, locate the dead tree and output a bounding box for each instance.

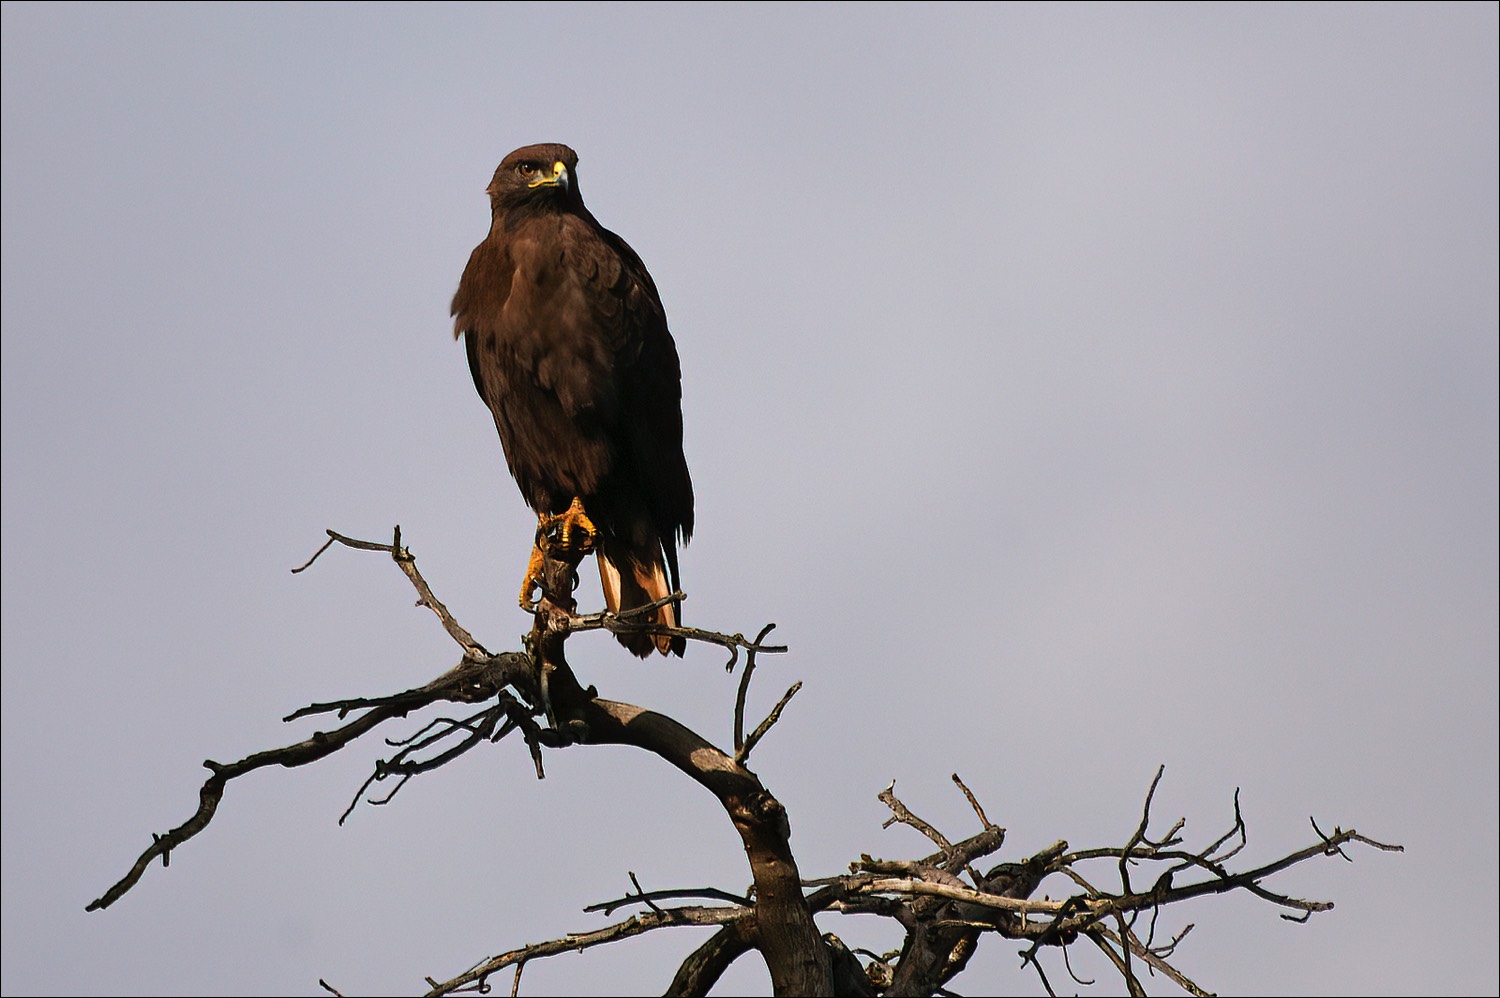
[88,527,1402,997]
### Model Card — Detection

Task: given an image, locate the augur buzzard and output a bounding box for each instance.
[451,143,693,657]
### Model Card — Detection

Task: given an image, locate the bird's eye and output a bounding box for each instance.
[516,162,536,175]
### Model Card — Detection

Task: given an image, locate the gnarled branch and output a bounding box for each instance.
[91,527,1402,998]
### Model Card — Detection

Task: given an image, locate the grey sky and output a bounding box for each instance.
[3,3,1496,996]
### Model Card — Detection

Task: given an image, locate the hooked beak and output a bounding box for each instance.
[527,161,570,191]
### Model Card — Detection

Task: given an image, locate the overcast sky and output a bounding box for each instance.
[3,3,1496,996]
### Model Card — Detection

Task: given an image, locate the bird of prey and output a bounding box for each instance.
[451,143,693,657]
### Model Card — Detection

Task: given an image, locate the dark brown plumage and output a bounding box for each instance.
[451,143,693,656]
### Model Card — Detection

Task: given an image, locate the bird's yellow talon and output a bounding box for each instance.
[518,542,546,608]
[544,497,597,558]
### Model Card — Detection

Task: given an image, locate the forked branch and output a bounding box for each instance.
[90,528,1401,998]
[88,528,793,920]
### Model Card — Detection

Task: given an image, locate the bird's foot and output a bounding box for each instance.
[539,497,597,560]
[518,543,546,609]
[518,498,597,609]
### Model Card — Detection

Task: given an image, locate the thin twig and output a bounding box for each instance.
[1120,765,1167,896]
[87,705,393,911]
[736,681,802,766]
[586,885,752,917]
[879,782,956,855]
[1093,923,1213,997]
[565,602,785,671]
[293,527,487,657]
[952,773,995,830]
[424,904,751,996]
[734,623,777,753]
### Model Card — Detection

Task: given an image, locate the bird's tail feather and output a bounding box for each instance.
[597,540,683,657]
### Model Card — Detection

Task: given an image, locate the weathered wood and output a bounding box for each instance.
[527,535,833,997]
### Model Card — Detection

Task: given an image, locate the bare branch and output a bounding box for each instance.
[733,622,778,753]
[880,781,956,857]
[952,772,995,832]
[294,527,487,657]
[284,652,533,723]
[1087,929,1145,996]
[1092,923,1214,998]
[98,527,1407,998]
[736,680,802,766]
[518,529,831,996]
[1120,764,1168,896]
[586,883,751,918]
[423,904,751,997]
[665,920,758,998]
[1061,935,1097,986]
[89,529,772,913]
[928,825,1010,875]
[87,705,392,911]
[563,600,786,671]
[292,534,338,572]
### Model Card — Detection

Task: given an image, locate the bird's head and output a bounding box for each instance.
[487,143,582,215]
